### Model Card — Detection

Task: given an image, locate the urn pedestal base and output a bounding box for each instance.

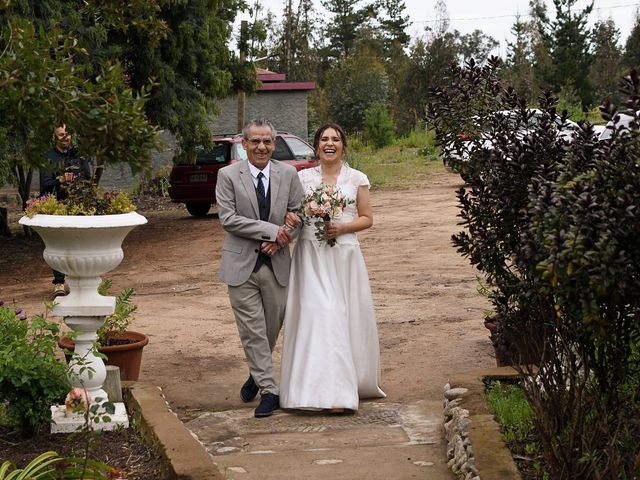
[50,403,129,433]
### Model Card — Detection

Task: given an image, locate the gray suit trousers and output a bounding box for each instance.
[228,264,287,395]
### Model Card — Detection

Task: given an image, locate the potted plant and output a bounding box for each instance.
[19,188,146,402]
[58,279,148,381]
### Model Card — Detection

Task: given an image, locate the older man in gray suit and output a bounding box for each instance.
[216,118,304,417]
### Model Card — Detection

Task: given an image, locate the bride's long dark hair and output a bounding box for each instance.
[313,123,348,159]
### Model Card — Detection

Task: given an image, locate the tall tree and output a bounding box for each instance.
[589,18,622,103]
[321,0,371,58]
[375,0,411,57]
[395,0,458,131]
[390,0,458,131]
[532,0,594,109]
[263,0,322,83]
[323,46,389,132]
[89,0,252,161]
[4,0,254,163]
[528,0,554,94]
[242,1,268,64]
[622,11,640,71]
[502,14,538,102]
[457,29,498,64]
[393,38,429,131]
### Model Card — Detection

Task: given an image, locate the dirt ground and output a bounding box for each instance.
[0,171,495,424]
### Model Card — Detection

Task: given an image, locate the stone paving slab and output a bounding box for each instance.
[186,400,453,479]
[211,444,447,480]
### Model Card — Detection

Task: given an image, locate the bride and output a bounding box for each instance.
[279,123,385,412]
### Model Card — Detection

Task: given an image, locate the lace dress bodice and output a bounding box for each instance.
[298,165,370,245]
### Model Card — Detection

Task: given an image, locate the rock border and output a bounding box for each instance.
[443,367,524,480]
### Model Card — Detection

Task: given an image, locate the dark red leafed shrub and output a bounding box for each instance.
[428,59,640,479]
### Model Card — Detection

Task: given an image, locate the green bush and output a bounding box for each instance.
[134,166,171,198]
[396,126,431,149]
[363,104,396,149]
[0,302,69,436]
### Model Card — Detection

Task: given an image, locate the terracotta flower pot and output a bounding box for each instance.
[59,331,149,381]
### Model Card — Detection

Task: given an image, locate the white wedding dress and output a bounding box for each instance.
[280,164,386,411]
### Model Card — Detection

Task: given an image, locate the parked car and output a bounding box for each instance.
[443,109,580,171]
[597,111,638,141]
[169,132,316,216]
[592,124,607,138]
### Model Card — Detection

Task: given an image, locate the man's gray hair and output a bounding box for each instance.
[242,118,276,140]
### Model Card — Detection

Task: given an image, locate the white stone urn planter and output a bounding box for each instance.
[19,212,147,402]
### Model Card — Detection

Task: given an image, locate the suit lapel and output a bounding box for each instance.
[239,161,260,218]
[268,161,281,222]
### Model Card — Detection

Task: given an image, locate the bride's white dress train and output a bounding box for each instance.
[280,165,385,411]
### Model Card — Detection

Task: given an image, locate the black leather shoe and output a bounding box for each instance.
[240,375,259,403]
[254,393,279,418]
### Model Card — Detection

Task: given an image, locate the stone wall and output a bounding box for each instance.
[212,90,310,140]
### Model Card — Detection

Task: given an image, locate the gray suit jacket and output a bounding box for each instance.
[216,160,304,287]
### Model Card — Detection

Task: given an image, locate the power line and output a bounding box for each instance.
[412,2,640,25]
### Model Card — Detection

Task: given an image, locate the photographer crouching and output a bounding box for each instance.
[40,123,92,298]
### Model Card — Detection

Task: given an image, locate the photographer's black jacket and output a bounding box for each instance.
[40,147,92,200]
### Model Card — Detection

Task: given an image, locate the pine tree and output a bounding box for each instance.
[260,0,322,83]
[590,18,622,104]
[321,0,371,58]
[532,0,595,109]
[375,0,411,57]
[622,11,640,71]
[503,14,538,102]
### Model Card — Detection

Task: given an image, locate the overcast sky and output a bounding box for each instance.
[238,0,640,55]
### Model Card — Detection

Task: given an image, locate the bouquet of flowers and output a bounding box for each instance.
[299,183,353,246]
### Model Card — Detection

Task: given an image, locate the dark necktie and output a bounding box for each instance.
[256,172,266,200]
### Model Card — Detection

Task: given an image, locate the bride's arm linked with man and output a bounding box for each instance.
[216,119,385,418]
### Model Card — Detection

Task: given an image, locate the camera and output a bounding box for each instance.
[65,145,79,157]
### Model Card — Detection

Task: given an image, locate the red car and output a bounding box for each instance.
[169,132,316,216]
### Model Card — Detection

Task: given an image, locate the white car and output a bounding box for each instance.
[597,111,638,141]
[443,109,580,169]
[592,124,607,138]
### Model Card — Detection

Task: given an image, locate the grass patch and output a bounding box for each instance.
[348,129,444,189]
[485,380,534,443]
[485,380,550,480]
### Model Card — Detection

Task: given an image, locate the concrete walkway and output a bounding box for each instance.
[186,399,448,479]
